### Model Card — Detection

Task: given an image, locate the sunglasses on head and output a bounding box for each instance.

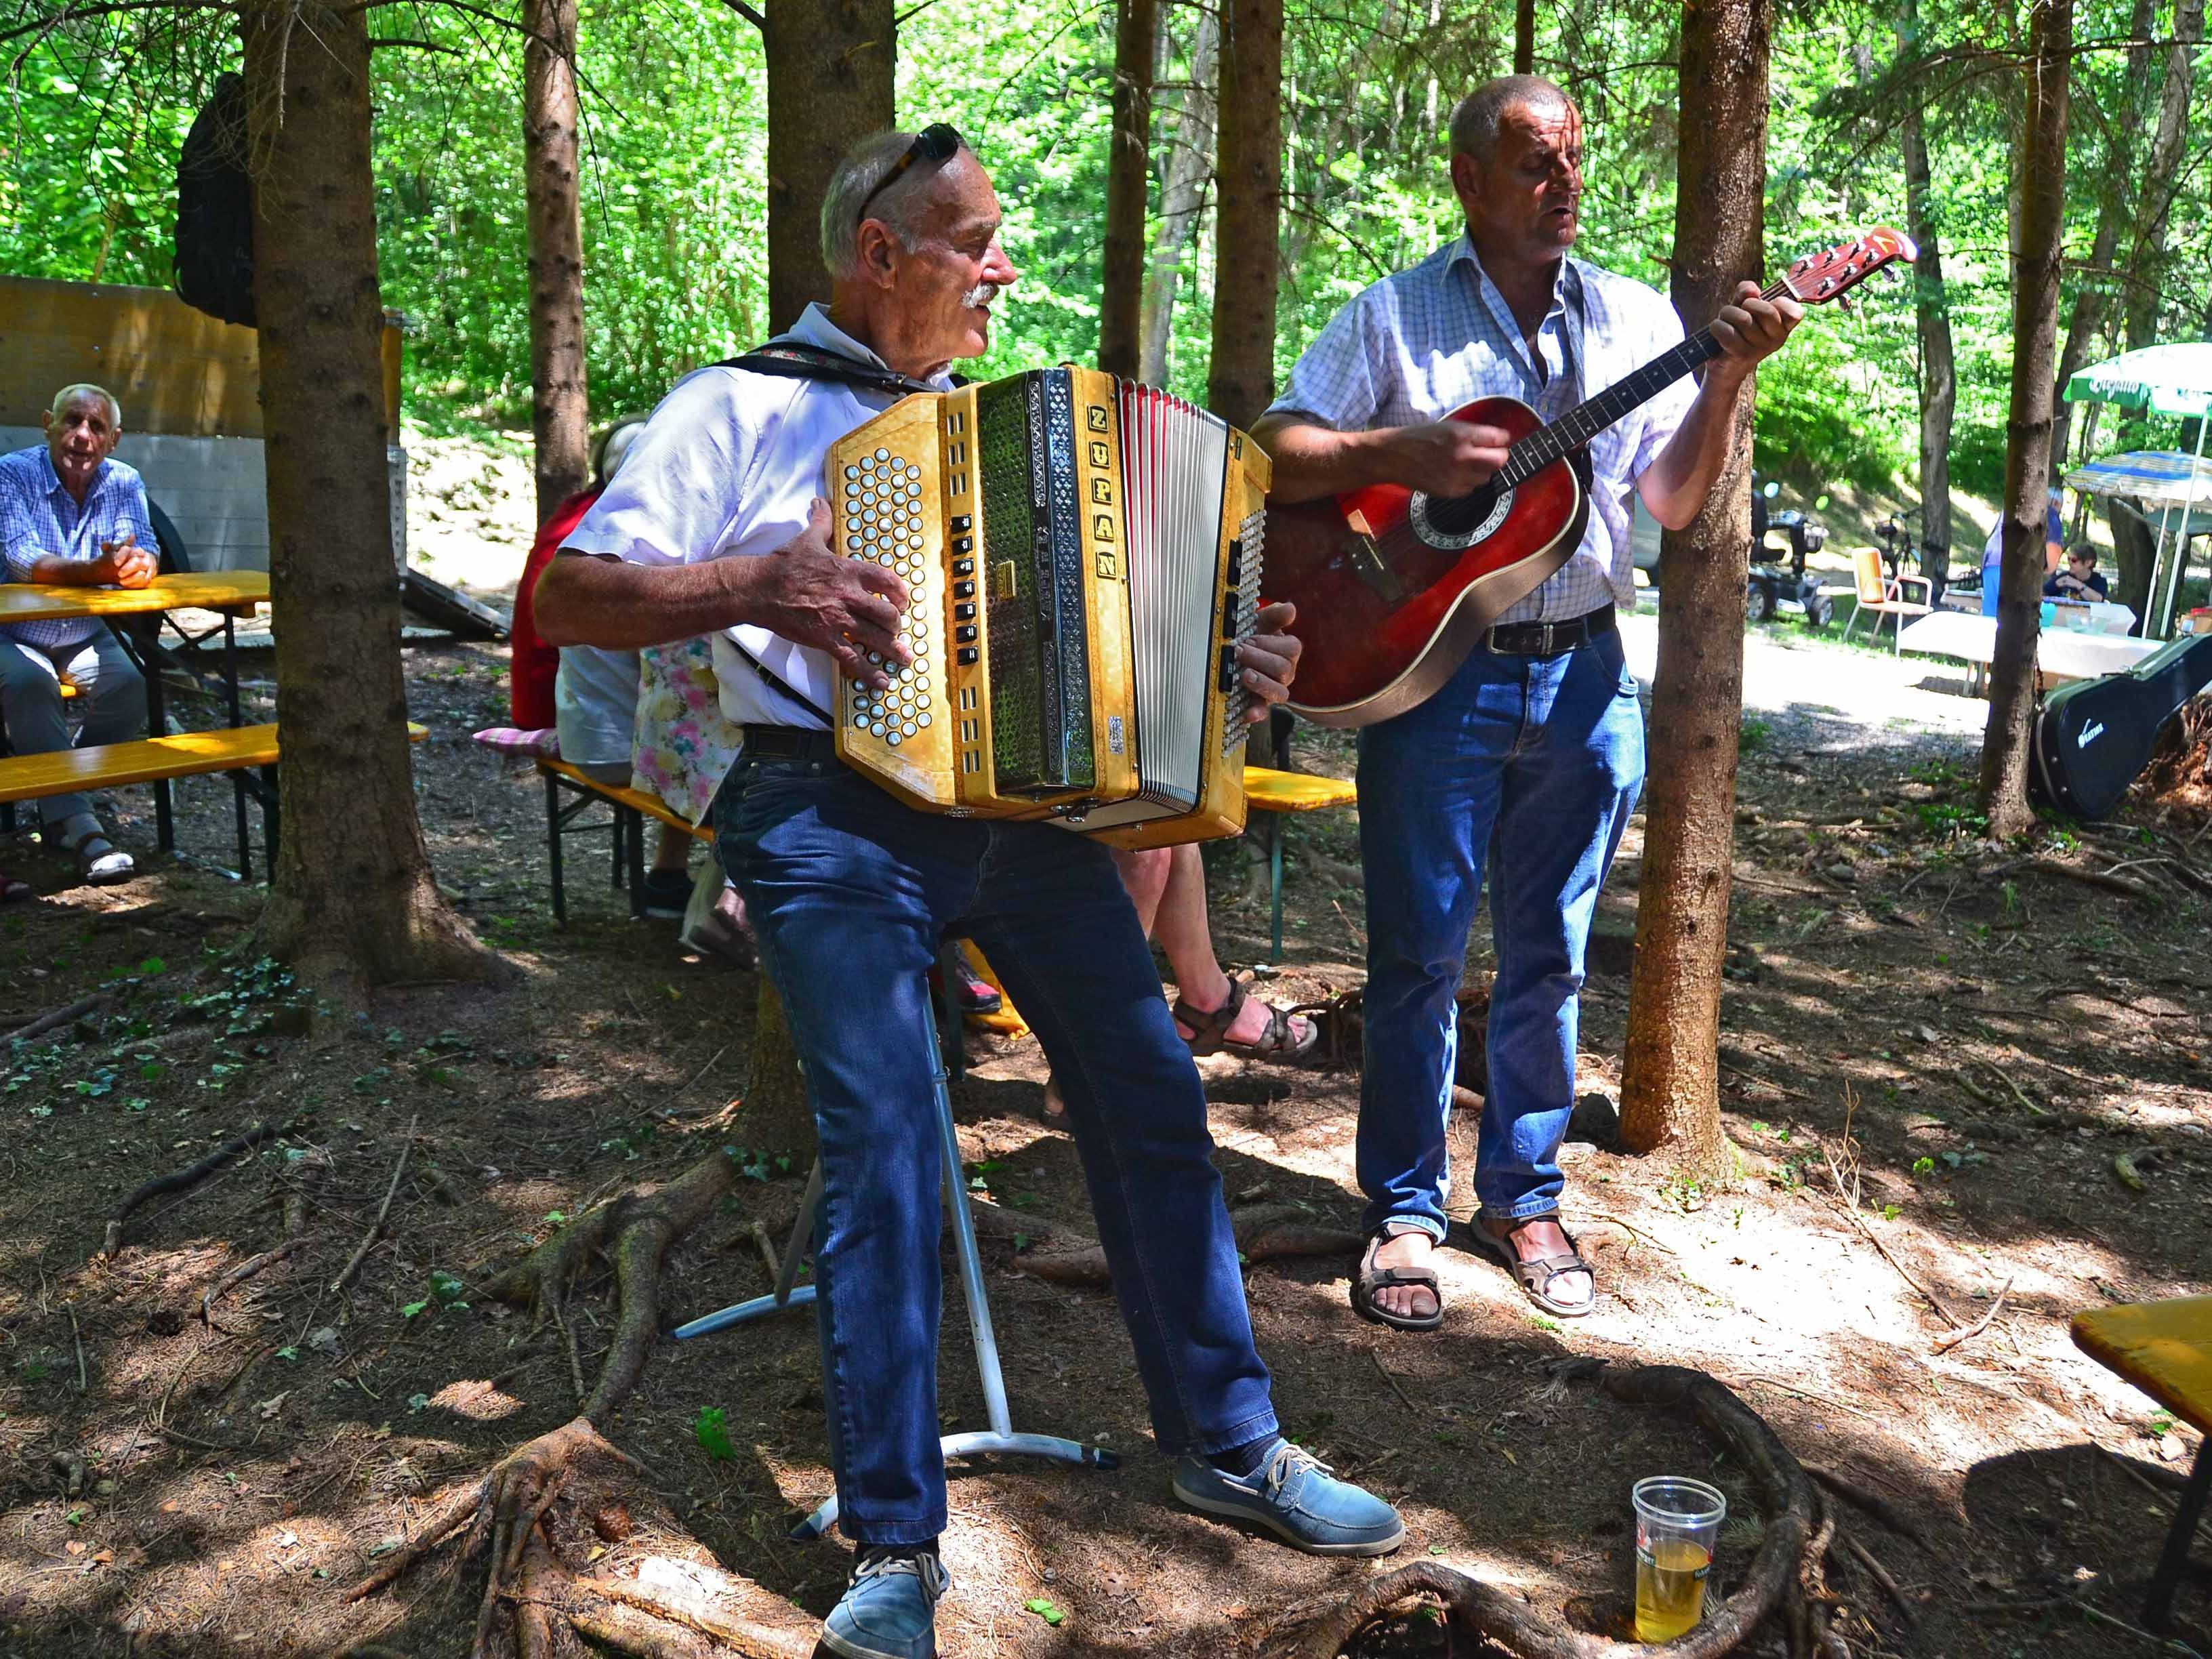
[855,123,964,224]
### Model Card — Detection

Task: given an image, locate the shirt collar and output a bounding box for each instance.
[782,302,957,392]
[1449,232,1572,331]
[35,446,108,506]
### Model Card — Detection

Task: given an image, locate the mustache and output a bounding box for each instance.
[962,281,1008,310]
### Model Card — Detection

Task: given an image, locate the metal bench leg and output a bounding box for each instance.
[624,806,648,918]
[670,991,1115,1543]
[2146,1441,2212,1633]
[546,769,569,928]
[1269,812,1286,964]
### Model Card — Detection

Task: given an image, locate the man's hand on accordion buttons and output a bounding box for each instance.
[760,498,912,690]
[1237,601,1303,720]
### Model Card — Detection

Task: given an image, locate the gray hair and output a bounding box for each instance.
[819,129,970,280]
[50,383,121,428]
[1449,75,1572,164]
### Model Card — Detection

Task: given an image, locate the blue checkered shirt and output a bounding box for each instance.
[1268,234,1698,623]
[0,447,154,651]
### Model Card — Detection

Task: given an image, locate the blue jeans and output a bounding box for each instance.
[713,753,1277,1545]
[1355,628,1644,1236]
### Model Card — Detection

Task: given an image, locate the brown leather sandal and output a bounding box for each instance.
[1469,1216,1595,1318]
[1172,977,1320,1063]
[1351,1229,1444,1331]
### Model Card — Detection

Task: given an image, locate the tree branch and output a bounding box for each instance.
[711,0,764,29]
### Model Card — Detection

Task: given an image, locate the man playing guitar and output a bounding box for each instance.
[1252,75,1801,1328]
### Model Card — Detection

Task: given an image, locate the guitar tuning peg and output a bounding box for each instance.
[1835,292,1856,316]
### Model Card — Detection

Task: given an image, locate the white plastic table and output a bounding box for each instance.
[1896,611,2161,694]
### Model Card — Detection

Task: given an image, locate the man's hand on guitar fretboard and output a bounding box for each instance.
[1705,280,1805,382]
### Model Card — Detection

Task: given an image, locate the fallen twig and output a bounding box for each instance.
[329,1116,417,1295]
[100,1121,279,1258]
[204,1151,329,1324]
[5,994,107,1043]
[1931,1273,2015,1353]
[750,1218,780,1282]
[1840,1534,1914,1626]
[1822,1149,1961,1329]
[1369,1349,1423,1416]
[66,1302,84,1393]
[1965,1594,2207,1655]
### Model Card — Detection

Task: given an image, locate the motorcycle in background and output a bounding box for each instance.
[1748,476,1835,628]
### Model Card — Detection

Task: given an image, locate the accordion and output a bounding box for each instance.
[827,367,1271,848]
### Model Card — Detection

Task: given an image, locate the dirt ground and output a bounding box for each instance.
[0,602,2207,1659]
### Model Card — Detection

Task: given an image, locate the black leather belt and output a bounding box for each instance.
[741,725,841,763]
[1482,605,1617,658]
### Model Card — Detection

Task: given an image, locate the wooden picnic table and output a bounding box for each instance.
[0,569,266,624]
[0,569,270,865]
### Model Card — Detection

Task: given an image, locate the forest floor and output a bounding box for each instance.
[0,470,2207,1656]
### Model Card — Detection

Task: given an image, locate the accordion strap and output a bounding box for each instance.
[714,340,960,398]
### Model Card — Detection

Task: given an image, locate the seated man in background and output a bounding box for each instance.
[2045,545,2109,602]
[0,384,152,885]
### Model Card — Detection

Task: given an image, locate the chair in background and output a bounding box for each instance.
[1842,545,1934,653]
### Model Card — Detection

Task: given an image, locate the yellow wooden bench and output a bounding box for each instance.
[535,756,712,926]
[2073,1296,2212,1632]
[1244,766,1359,962]
[0,721,425,881]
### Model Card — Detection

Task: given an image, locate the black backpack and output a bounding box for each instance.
[174,73,256,327]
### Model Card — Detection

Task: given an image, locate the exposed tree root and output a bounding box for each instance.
[350,1149,824,1655]
[1264,1362,1838,1659]
[968,1196,1359,1285]
[98,1120,280,1258]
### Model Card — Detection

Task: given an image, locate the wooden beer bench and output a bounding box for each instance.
[536,756,711,926]
[2073,1296,2212,1633]
[0,722,424,880]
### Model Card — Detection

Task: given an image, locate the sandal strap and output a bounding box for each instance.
[1171,977,1250,1052]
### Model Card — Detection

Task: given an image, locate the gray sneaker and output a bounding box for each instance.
[1172,1438,1406,1555]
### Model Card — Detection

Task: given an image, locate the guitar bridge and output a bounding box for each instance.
[1345,510,1406,605]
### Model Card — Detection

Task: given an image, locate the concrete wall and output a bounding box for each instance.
[0,431,408,575]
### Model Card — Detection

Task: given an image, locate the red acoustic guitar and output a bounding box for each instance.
[1266,228,1917,726]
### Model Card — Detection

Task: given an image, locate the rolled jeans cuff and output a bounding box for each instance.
[1478,1198,1563,1224]
[1174,1407,1282,1461]
[840,1513,949,1548]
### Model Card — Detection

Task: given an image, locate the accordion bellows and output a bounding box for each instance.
[829,367,1271,848]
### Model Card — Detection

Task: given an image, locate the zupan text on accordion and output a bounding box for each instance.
[827,366,1272,849]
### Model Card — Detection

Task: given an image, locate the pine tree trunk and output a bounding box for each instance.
[1514,0,1535,73]
[1898,0,1954,581]
[2121,0,2202,352]
[1206,0,1282,428]
[1099,0,1157,378]
[765,0,896,333]
[1139,9,1219,385]
[744,981,819,1160]
[242,0,497,1002]
[1980,0,2071,840]
[2049,0,2152,470]
[1617,0,1769,1171]
[523,0,590,523]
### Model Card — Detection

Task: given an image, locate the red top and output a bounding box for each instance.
[510,487,601,729]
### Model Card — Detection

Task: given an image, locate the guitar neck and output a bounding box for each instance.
[1496,277,1788,490]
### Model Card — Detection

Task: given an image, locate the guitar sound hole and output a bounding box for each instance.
[1410,482,1513,550]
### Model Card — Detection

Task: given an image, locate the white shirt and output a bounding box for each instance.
[1267,234,1698,622]
[562,304,953,731]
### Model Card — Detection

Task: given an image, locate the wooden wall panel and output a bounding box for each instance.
[0,276,403,438]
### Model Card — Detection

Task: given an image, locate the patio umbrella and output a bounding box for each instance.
[2064,346,2212,635]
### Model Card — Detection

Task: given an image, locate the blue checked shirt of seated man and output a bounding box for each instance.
[0,445,155,651]
[1263,232,1696,623]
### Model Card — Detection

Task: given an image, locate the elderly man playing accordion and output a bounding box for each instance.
[533,128,1401,1659]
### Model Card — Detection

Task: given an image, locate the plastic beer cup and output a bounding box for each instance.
[1633,1476,1726,1643]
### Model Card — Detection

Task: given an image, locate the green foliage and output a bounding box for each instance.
[694,1404,737,1462]
[1,0,2205,515]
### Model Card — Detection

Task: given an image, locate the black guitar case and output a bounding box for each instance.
[2030,632,2212,819]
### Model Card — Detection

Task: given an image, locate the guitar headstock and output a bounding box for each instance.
[1782,228,1918,308]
